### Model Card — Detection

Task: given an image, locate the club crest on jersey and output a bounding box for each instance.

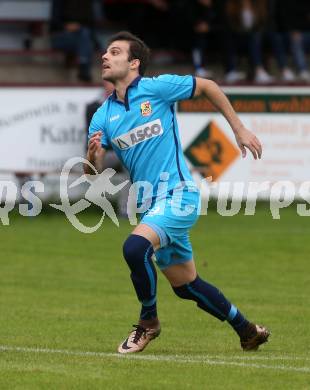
[112,119,163,150]
[140,101,152,116]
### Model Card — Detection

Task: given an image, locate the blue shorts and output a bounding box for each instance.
[141,188,200,270]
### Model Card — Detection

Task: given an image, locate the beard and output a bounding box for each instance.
[102,72,115,83]
[101,66,130,83]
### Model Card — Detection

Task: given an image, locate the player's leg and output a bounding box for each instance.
[161,258,270,351]
[118,223,161,354]
[128,223,161,327]
[162,259,251,331]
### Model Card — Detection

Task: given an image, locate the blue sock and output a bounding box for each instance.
[140,302,157,321]
[173,276,249,336]
[123,235,158,321]
[226,304,249,333]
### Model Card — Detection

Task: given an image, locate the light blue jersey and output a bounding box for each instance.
[88,74,197,205]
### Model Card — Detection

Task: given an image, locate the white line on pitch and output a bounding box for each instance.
[0,345,309,373]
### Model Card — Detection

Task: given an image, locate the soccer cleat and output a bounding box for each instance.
[118,324,161,354]
[240,324,270,351]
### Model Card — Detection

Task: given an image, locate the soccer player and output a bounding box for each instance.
[85,31,270,354]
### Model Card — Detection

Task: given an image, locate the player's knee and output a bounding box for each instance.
[172,284,193,300]
[172,275,203,300]
[123,234,153,270]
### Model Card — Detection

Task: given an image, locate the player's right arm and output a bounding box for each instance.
[84,104,110,174]
[84,131,106,174]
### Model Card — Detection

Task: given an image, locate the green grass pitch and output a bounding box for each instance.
[0,206,310,389]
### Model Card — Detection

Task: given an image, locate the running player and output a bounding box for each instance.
[85,31,270,353]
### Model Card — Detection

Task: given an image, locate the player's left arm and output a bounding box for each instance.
[194,77,262,159]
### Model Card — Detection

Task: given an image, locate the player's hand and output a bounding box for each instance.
[88,131,102,162]
[234,126,262,160]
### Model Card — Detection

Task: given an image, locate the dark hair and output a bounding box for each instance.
[106,31,150,76]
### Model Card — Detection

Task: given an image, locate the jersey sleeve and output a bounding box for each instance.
[152,74,196,104]
[88,106,110,149]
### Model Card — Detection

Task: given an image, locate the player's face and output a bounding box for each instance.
[101,40,133,82]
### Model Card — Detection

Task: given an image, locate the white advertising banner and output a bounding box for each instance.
[0,87,102,172]
[178,113,310,184]
[178,87,310,199]
[0,86,309,201]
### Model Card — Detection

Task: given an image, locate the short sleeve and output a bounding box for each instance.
[152,74,196,104]
[88,106,110,149]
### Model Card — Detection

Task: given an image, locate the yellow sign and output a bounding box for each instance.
[185,121,239,181]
